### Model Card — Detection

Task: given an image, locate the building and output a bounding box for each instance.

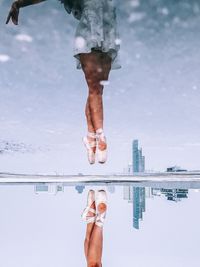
[166,166,187,172]
[132,140,139,172]
[132,140,145,173]
[123,163,133,175]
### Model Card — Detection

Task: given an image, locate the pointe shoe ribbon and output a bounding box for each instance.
[95,190,107,228]
[82,190,96,223]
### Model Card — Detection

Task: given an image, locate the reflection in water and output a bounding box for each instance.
[35,184,64,194]
[0,184,199,267]
[75,185,85,194]
[34,183,189,231]
[82,190,107,267]
[152,188,188,201]
[123,186,189,230]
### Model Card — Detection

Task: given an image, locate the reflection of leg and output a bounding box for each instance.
[87,191,107,267]
[84,220,95,259]
[87,225,103,267]
[83,190,96,259]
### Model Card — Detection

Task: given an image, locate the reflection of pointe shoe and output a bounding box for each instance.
[83,133,96,164]
[81,190,96,224]
[96,129,107,164]
[95,190,107,228]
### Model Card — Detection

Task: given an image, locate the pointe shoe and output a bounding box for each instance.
[95,190,107,228]
[81,190,96,224]
[83,132,96,164]
[96,129,107,164]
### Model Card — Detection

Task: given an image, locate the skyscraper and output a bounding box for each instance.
[132,140,139,172]
[132,140,145,173]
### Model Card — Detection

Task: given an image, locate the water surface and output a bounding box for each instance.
[0,182,200,267]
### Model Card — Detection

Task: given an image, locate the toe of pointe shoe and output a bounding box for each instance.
[97,150,107,164]
[83,137,96,164]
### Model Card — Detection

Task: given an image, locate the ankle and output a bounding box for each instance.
[96,128,105,139]
[87,131,96,139]
[96,128,104,135]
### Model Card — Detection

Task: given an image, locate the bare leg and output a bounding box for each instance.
[97,54,111,151]
[85,97,95,133]
[80,51,111,132]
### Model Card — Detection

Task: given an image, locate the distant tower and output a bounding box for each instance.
[142,156,145,172]
[132,140,145,173]
[132,140,139,173]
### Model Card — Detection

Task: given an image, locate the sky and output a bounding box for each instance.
[0,0,200,174]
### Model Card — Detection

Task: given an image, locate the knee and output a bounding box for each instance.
[89,86,103,96]
[88,261,101,267]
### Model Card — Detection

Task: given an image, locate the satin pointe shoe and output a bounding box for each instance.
[81,190,96,224]
[96,128,107,164]
[83,132,96,164]
[95,190,107,228]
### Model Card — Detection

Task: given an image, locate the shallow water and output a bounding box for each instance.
[0,182,200,267]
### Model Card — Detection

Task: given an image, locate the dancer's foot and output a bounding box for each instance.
[83,132,96,164]
[96,129,107,164]
[95,190,107,228]
[82,190,96,223]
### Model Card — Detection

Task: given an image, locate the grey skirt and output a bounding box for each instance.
[73,0,121,70]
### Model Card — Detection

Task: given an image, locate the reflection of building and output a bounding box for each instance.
[107,185,115,194]
[151,188,188,202]
[123,186,133,202]
[151,188,162,197]
[123,186,146,230]
[133,187,145,229]
[132,140,145,173]
[123,186,189,230]
[161,189,188,202]
[75,185,85,194]
[145,187,152,198]
[34,184,64,195]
